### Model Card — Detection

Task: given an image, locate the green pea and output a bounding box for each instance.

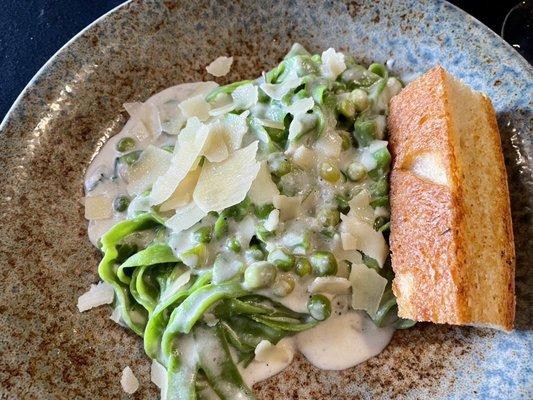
[245,245,266,263]
[267,153,292,177]
[113,195,130,212]
[307,294,331,321]
[310,251,338,276]
[295,257,312,277]
[369,147,391,179]
[243,261,277,290]
[254,203,275,219]
[338,98,355,118]
[226,237,242,253]
[118,150,142,166]
[373,216,389,231]
[116,137,136,152]
[346,162,366,182]
[319,162,341,183]
[335,195,350,214]
[353,118,377,147]
[179,243,208,268]
[317,208,340,227]
[193,226,212,244]
[338,130,352,151]
[267,247,295,271]
[272,274,296,297]
[351,89,369,112]
[256,224,274,243]
[214,211,230,240]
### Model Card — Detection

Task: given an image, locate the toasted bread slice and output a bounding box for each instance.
[388,66,515,331]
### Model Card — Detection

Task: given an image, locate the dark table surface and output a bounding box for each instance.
[0,0,528,121]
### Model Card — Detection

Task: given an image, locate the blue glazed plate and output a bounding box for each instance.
[0,1,531,398]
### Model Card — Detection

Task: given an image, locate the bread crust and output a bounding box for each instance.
[388,66,515,331]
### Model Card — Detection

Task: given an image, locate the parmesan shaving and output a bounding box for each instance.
[286,97,314,115]
[203,124,229,162]
[264,209,280,232]
[165,202,206,233]
[320,48,346,80]
[77,281,114,312]
[232,83,258,109]
[340,214,388,267]
[124,101,162,137]
[149,118,209,206]
[349,263,387,317]
[84,196,113,220]
[273,195,302,220]
[179,94,211,121]
[248,161,280,205]
[120,366,139,394]
[194,141,260,213]
[254,340,293,365]
[259,71,302,100]
[292,146,315,169]
[126,145,172,196]
[308,277,352,295]
[159,167,202,212]
[206,56,233,77]
[220,111,249,151]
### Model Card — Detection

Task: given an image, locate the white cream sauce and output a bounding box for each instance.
[239,293,394,386]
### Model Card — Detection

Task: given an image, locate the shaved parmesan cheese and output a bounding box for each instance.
[286,97,314,115]
[288,113,318,141]
[159,167,202,212]
[149,118,209,205]
[349,263,387,317]
[165,202,206,233]
[256,118,285,130]
[126,145,172,196]
[206,56,233,77]
[340,214,388,267]
[232,83,258,109]
[313,128,342,159]
[321,48,346,80]
[273,195,302,220]
[77,281,114,312]
[203,124,229,162]
[248,161,280,205]
[235,216,256,246]
[194,141,260,212]
[347,189,374,224]
[121,366,139,394]
[124,101,162,137]
[179,94,211,121]
[260,71,302,100]
[151,360,167,398]
[84,196,113,220]
[308,277,351,295]
[254,340,293,365]
[220,111,249,151]
[340,230,358,251]
[208,95,235,116]
[109,307,123,325]
[292,146,315,169]
[213,256,244,284]
[264,209,280,232]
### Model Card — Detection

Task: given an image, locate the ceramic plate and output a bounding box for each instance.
[0,1,531,398]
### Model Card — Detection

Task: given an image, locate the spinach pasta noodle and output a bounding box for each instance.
[83,43,414,398]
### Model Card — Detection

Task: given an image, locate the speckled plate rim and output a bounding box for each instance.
[0,1,531,399]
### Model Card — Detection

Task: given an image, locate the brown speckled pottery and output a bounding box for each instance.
[0,1,531,399]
